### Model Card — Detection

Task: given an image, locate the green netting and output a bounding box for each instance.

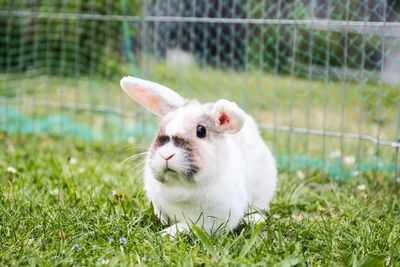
[0,106,158,141]
[0,0,399,181]
[1,106,398,180]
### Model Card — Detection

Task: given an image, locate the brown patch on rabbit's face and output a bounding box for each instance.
[171,135,199,179]
[148,105,218,183]
[149,128,201,182]
[153,135,170,148]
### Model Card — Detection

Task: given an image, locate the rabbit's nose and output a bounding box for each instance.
[162,153,175,161]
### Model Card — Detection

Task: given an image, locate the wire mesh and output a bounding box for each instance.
[0,0,399,184]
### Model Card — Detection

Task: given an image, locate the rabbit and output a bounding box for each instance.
[120,76,277,236]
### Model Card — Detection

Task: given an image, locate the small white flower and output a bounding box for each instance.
[352,170,360,177]
[272,214,281,219]
[93,245,97,249]
[101,259,109,264]
[72,244,79,250]
[344,156,355,165]
[119,237,127,244]
[7,166,17,174]
[296,170,305,179]
[127,137,136,144]
[292,213,304,222]
[357,184,366,191]
[61,250,65,255]
[78,167,85,173]
[50,188,59,195]
[329,149,341,158]
[69,157,77,165]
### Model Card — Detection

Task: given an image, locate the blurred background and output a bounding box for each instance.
[0,0,399,184]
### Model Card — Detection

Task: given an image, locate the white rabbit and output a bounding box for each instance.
[120,76,277,236]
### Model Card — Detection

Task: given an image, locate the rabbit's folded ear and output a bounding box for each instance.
[210,100,246,134]
[120,76,185,117]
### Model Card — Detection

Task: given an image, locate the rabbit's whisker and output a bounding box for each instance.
[120,152,148,166]
[127,160,146,174]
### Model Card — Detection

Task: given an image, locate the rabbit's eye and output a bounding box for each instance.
[196,125,206,138]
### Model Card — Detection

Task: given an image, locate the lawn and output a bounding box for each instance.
[1,60,399,181]
[1,58,399,265]
[1,132,399,266]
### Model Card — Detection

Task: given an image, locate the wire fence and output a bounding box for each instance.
[0,0,399,185]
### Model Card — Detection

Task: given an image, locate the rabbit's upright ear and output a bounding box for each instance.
[210,100,246,134]
[120,76,185,117]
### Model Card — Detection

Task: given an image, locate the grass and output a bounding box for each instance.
[1,60,399,179]
[1,58,399,265]
[1,132,400,266]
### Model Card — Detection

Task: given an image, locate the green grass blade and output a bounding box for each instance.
[239,222,264,258]
[357,255,386,267]
[192,225,218,259]
[275,257,304,267]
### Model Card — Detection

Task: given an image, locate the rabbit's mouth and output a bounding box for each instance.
[152,166,197,183]
[163,167,178,174]
[158,167,181,182]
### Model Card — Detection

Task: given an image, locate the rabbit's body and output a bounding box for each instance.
[145,113,276,234]
[120,77,277,235]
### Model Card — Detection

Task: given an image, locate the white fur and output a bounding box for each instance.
[120,77,277,236]
[120,76,185,116]
[211,99,246,133]
[145,114,277,235]
[165,112,185,135]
